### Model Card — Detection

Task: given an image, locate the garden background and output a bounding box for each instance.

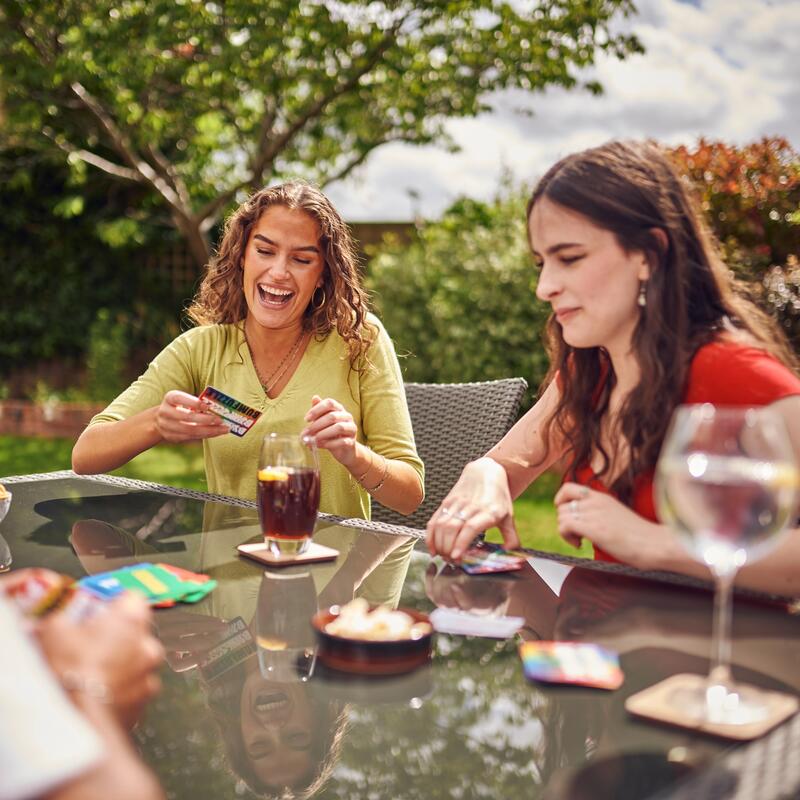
[1,3,799,556]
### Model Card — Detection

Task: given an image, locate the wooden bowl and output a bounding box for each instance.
[311,606,433,675]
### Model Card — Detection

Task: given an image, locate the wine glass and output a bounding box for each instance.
[257,433,321,557]
[0,489,12,572]
[655,404,799,725]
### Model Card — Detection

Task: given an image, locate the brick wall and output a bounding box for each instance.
[0,401,105,439]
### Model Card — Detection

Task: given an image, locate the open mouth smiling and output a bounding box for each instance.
[258,283,295,306]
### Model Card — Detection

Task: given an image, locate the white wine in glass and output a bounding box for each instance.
[655,404,799,725]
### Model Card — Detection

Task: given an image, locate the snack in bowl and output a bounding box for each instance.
[324,598,432,641]
[312,599,433,675]
[0,482,9,499]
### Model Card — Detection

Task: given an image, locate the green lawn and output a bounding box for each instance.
[0,436,590,558]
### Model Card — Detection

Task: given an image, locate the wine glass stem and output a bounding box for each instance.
[708,569,735,689]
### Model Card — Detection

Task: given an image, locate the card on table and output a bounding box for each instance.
[78,562,216,607]
[519,641,624,690]
[430,608,524,639]
[198,386,261,437]
[459,544,526,575]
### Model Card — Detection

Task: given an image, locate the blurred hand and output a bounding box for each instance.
[302,395,358,466]
[36,592,164,729]
[0,567,64,596]
[426,458,519,561]
[155,390,227,444]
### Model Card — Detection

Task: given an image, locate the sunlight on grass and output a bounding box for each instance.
[0,437,591,558]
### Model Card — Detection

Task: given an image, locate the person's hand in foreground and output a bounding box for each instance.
[35,591,164,730]
[426,457,519,561]
[155,390,228,444]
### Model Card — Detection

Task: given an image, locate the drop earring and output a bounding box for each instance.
[638,280,647,308]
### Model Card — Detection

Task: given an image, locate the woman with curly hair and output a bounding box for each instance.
[73,182,423,518]
[426,141,800,594]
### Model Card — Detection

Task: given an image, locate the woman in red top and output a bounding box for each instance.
[426,140,800,595]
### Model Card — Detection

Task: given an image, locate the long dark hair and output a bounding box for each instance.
[187,181,374,369]
[528,140,797,501]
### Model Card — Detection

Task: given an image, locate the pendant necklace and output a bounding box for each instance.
[245,328,307,396]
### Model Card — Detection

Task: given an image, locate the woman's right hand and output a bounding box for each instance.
[155,390,228,443]
[425,457,519,561]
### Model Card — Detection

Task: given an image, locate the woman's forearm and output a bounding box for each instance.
[639,523,800,597]
[72,409,163,475]
[347,443,423,516]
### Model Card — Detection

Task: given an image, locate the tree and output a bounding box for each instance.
[668,137,800,345]
[0,0,642,268]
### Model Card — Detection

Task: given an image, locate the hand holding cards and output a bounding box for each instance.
[199,386,261,436]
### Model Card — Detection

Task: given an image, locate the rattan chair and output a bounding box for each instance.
[372,377,528,529]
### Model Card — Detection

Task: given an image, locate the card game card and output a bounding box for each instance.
[459,544,526,575]
[78,562,217,608]
[430,608,524,639]
[519,641,624,690]
[199,386,261,437]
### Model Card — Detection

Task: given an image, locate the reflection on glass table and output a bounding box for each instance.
[2,474,799,800]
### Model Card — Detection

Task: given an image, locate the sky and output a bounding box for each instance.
[326,0,800,221]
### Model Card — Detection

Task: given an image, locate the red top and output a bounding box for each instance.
[569,341,800,562]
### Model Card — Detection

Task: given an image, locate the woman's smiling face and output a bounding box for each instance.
[530,196,650,357]
[242,204,325,332]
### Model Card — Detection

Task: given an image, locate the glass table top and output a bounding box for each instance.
[2,473,799,800]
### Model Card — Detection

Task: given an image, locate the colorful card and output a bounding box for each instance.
[6,573,110,621]
[78,562,217,607]
[519,641,624,690]
[459,545,526,575]
[199,385,261,437]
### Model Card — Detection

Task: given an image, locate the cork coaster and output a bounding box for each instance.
[625,673,799,741]
[237,541,339,567]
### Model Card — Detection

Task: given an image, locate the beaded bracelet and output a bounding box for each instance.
[365,454,390,494]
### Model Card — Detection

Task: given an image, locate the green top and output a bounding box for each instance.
[89,314,423,518]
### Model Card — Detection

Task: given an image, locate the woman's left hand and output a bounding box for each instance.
[302,395,358,466]
[553,482,661,568]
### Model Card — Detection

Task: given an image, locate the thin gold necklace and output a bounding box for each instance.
[244,328,307,395]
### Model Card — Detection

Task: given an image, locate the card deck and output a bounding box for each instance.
[78,562,216,607]
[199,386,261,436]
[519,641,624,690]
[459,544,526,575]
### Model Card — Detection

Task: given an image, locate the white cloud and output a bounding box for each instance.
[327,0,800,221]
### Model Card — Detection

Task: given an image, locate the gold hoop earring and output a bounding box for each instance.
[638,280,647,308]
[312,286,326,310]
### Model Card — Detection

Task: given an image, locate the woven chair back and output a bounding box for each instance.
[372,378,528,529]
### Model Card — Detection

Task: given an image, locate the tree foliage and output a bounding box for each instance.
[0,0,641,267]
[667,137,800,343]
[367,189,551,404]
[0,148,181,385]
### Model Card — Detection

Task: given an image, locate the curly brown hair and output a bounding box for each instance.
[187,181,374,368]
[528,140,798,502]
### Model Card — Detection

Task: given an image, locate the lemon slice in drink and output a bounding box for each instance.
[257,467,290,482]
[767,462,800,490]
